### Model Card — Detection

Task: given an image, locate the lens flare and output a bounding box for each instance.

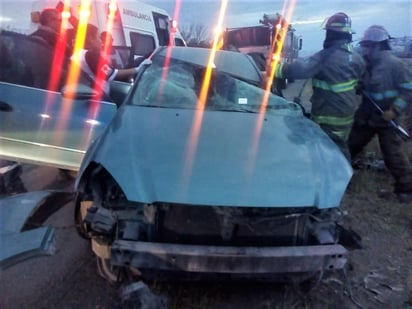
[179,0,228,200]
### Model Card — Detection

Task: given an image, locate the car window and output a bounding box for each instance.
[0,31,69,90]
[0,32,33,86]
[131,55,301,115]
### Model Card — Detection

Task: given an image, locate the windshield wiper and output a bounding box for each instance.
[207,107,258,113]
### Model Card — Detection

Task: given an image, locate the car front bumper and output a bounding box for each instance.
[110,240,347,274]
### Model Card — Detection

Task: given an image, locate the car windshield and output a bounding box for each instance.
[130,56,300,115]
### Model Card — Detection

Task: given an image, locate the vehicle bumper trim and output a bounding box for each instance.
[110,240,347,274]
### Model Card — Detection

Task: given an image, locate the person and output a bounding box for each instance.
[28,7,76,90]
[29,7,72,57]
[347,25,412,203]
[70,24,138,99]
[100,31,120,68]
[274,12,365,160]
[100,31,114,50]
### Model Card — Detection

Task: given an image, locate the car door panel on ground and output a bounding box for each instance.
[0,31,117,170]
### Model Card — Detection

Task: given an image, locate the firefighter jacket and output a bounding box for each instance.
[275,40,365,132]
[358,50,412,127]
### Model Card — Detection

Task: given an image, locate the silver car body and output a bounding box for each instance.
[0,30,118,171]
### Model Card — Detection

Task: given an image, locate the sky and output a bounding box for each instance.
[151,0,412,56]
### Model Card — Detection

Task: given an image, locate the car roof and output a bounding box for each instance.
[154,46,263,85]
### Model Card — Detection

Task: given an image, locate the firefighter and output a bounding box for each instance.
[274,12,365,160]
[347,25,412,203]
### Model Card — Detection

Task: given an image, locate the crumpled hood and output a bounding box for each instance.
[79,105,352,208]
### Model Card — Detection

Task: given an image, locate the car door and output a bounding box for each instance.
[0,31,117,171]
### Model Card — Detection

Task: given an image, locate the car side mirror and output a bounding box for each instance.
[61,84,98,100]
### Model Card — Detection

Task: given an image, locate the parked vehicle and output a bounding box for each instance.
[1,0,186,69]
[220,13,302,89]
[73,46,353,284]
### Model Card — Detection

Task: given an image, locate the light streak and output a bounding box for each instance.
[180,0,228,199]
[52,0,91,153]
[248,0,296,177]
[85,119,100,126]
[155,0,182,109]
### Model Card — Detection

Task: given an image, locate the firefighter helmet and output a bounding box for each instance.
[360,25,390,42]
[323,12,354,33]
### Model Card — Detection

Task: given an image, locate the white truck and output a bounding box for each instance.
[1,0,186,68]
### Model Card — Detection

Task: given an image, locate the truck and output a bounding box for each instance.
[220,13,302,89]
[1,0,186,68]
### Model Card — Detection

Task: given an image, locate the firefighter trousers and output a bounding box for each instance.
[318,123,351,162]
[348,122,412,193]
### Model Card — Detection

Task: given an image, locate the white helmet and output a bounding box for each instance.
[360,25,390,42]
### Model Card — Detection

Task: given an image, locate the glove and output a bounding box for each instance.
[382,108,397,121]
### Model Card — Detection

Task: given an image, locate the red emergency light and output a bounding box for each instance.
[171,19,178,32]
[108,2,117,12]
[61,10,71,19]
[78,6,91,19]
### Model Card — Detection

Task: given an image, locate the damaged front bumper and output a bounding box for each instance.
[110,240,347,275]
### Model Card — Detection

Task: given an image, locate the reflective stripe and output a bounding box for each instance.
[331,129,349,139]
[400,81,412,90]
[342,43,353,52]
[329,24,352,33]
[366,90,398,100]
[312,78,357,93]
[275,63,284,78]
[394,97,408,110]
[312,114,354,126]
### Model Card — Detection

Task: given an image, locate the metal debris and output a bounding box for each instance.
[363,270,405,304]
[120,281,168,309]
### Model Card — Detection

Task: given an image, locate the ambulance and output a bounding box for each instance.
[1,0,186,68]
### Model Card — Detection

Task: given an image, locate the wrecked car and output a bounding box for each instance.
[74,46,352,284]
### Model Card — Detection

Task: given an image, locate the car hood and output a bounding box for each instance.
[78,105,352,208]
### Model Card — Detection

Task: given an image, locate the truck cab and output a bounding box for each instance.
[220,13,302,89]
